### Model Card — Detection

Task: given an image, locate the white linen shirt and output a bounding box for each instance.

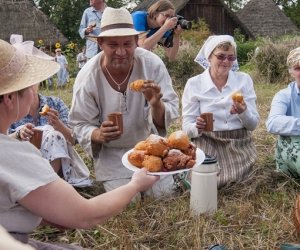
[182,69,259,138]
[266,81,300,136]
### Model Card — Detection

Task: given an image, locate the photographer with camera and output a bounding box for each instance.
[132,0,190,61]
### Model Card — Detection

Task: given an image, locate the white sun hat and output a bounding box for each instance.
[0,39,59,95]
[89,7,139,39]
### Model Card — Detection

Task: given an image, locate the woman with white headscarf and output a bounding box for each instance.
[266,47,300,178]
[182,35,260,188]
[0,39,158,249]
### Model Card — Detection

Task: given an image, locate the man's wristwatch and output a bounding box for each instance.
[16,130,21,139]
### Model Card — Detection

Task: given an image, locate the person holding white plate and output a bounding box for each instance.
[69,7,179,200]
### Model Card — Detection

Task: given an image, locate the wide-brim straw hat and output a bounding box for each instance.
[0,39,59,95]
[88,7,139,41]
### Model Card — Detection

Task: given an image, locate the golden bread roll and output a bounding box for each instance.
[145,134,169,157]
[39,104,50,116]
[232,92,244,103]
[128,150,146,168]
[167,130,190,151]
[129,79,145,91]
[142,155,163,172]
[134,140,148,151]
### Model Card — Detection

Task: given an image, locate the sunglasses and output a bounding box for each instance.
[213,53,236,62]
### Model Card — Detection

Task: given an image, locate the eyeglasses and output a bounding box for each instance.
[213,53,236,62]
[159,12,174,19]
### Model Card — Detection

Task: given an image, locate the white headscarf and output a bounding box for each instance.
[194,35,239,72]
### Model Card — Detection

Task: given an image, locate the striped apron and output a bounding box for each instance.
[193,128,257,188]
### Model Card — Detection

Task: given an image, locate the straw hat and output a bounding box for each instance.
[0,39,59,95]
[89,7,139,39]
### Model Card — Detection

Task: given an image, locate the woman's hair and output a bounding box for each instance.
[148,0,175,19]
[287,47,300,70]
[214,42,235,52]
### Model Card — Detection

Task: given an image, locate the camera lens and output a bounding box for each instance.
[178,19,192,30]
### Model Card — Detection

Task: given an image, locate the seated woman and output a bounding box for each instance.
[131,0,183,61]
[9,83,91,187]
[182,35,260,188]
[266,47,300,178]
[0,39,158,249]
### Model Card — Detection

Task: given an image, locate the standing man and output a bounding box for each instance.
[79,0,106,59]
[69,7,179,200]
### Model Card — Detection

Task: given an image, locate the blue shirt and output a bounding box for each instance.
[131,11,172,39]
[9,94,69,133]
[79,6,103,59]
[266,81,300,136]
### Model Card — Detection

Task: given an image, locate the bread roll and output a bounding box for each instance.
[129,79,145,91]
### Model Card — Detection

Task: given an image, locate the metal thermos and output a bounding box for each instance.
[190,155,218,215]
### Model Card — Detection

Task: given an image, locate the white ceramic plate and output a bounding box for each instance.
[121,148,205,176]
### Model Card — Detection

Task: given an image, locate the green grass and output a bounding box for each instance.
[36,71,300,249]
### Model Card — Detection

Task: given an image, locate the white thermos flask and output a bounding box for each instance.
[190,155,219,215]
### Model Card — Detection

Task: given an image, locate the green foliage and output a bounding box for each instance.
[38,0,88,43]
[251,36,300,83]
[162,46,202,88]
[181,18,211,46]
[282,0,300,29]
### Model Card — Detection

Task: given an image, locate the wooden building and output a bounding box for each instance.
[0,0,68,46]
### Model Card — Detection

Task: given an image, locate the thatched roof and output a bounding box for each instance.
[0,0,68,46]
[237,0,300,38]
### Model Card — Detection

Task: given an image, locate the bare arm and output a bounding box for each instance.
[138,17,178,51]
[47,109,75,145]
[19,169,159,229]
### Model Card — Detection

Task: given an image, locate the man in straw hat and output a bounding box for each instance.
[266,47,300,178]
[69,7,179,200]
[0,39,158,248]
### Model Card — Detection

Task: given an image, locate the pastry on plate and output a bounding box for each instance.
[128,150,146,168]
[145,134,169,157]
[142,155,163,172]
[167,130,190,151]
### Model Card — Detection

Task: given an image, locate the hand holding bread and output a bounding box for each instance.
[230,91,247,114]
[39,104,50,116]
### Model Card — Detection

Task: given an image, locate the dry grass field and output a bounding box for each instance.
[35,73,300,249]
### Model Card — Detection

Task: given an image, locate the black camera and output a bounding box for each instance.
[177,15,192,30]
[158,15,191,48]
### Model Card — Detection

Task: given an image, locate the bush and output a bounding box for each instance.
[251,36,300,83]
[154,42,203,89]
[237,40,258,65]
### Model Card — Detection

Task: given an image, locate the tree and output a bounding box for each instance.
[37,0,137,43]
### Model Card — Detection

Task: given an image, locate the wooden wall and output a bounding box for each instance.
[177,0,248,37]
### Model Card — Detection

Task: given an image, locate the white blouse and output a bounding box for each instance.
[182,69,259,138]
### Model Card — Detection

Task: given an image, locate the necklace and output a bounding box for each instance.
[104,61,133,91]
